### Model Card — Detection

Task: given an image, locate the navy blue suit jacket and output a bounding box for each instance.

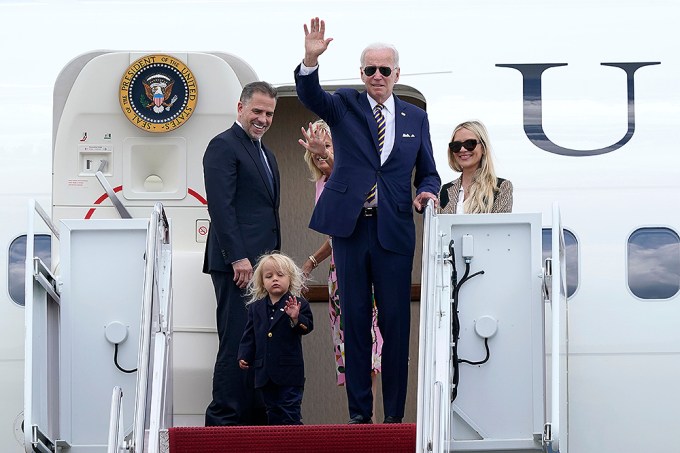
[238,293,313,388]
[202,123,281,273]
[294,65,440,256]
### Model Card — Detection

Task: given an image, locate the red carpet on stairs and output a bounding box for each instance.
[168,423,416,453]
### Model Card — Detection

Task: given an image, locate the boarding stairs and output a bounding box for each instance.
[24,200,567,452]
[25,200,172,453]
[416,202,568,453]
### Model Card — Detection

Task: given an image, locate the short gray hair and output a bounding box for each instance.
[360,43,400,68]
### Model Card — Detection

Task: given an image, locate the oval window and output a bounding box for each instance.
[542,228,579,298]
[8,234,51,306]
[627,227,680,300]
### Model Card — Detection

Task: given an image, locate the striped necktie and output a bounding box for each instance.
[366,103,385,205]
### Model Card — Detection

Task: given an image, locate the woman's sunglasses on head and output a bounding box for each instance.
[449,139,482,153]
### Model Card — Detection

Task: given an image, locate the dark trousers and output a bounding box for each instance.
[333,214,413,420]
[205,271,266,426]
[261,382,304,425]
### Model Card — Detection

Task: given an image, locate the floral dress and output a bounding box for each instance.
[317,178,383,385]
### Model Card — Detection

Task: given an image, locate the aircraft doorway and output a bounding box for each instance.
[265,84,427,424]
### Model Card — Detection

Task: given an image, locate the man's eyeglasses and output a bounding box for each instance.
[363,66,394,77]
[449,139,482,153]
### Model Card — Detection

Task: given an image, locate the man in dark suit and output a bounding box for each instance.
[294,18,440,424]
[202,81,280,426]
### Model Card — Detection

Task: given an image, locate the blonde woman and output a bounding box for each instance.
[238,252,313,425]
[299,120,383,396]
[438,120,513,214]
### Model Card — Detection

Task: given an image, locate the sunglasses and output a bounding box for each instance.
[363,66,393,77]
[449,139,482,153]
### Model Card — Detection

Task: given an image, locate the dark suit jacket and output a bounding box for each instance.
[202,123,281,273]
[294,65,440,256]
[238,293,314,388]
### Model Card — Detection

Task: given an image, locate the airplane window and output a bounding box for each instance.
[542,228,578,298]
[8,234,51,307]
[627,228,680,300]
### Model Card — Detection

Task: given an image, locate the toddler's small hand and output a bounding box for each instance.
[284,296,301,322]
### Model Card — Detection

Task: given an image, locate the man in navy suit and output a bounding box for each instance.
[295,18,440,424]
[202,81,280,426]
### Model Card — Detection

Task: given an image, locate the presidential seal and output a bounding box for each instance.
[119,54,198,133]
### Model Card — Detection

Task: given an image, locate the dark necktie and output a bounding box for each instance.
[366,103,385,205]
[253,140,274,195]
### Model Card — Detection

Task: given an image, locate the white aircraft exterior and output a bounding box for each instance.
[1,1,679,452]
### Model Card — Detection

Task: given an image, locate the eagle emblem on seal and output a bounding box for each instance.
[120,54,197,132]
[142,74,179,113]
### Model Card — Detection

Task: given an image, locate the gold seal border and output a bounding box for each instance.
[119,54,198,133]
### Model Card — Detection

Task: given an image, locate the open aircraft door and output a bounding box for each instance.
[417,202,568,453]
[25,50,258,451]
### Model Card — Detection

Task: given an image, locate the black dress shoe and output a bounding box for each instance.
[383,416,402,424]
[348,415,373,424]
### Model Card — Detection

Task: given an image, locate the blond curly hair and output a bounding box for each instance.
[245,252,306,304]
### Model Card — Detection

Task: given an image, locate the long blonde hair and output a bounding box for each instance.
[245,253,306,304]
[303,119,332,182]
[448,120,499,214]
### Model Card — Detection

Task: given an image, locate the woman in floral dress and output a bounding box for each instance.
[300,120,383,389]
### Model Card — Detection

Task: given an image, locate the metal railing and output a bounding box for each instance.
[105,203,172,453]
[24,199,63,453]
[128,202,172,453]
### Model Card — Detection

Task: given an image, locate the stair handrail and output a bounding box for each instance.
[107,387,125,453]
[24,199,62,452]
[416,200,445,452]
[94,160,132,219]
[546,202,568,453]
[147,207,173,453]
[131,202,171,453]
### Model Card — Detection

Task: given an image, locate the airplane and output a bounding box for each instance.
[1,0,679,452]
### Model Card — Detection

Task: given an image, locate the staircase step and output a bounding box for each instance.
[168,423,416,453]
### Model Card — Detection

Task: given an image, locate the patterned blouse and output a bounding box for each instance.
[438,176,513,214]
